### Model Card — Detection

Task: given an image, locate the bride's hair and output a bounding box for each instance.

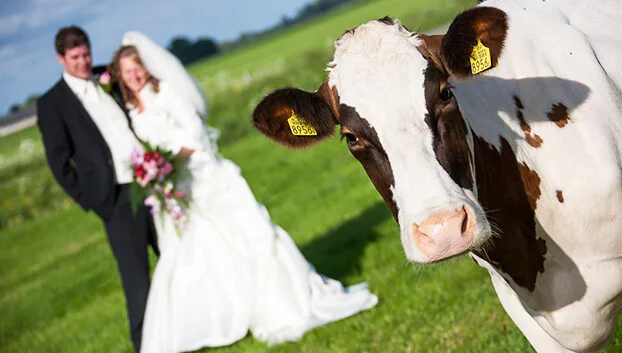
[110,45,160,109]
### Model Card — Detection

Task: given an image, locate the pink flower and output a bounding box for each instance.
[172,210,185,220]
[159,162,173,177]
[131,148,143,165]
[138,174,152,187]
[174,191,186,198]
[166,198,180,212]
[99,72,111,85]
[144,194,160,214]
[144,194,159,207]
[143,160,159,179]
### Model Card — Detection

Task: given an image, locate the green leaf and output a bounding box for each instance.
[129,182,146,216]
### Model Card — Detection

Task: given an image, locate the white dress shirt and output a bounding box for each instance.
[63,71,141,184]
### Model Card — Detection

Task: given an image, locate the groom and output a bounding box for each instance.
[36,25,158,352]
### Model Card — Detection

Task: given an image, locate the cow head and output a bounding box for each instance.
[252,7,508,263]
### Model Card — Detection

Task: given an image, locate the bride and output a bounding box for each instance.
[110,32,378,353]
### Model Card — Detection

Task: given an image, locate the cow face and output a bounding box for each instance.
[253,8,508,263]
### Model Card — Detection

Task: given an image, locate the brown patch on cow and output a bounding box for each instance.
[423,64,474,190]
[556,190,564,203]
[525,134,543,148]
[547,103,570,128]
[339,104,398,219]
[316,80,341,120]
[514,95,543,148]
[441,7,508,78]
[473,136,546,291]
[518,164,542,210]
[342,27,357,38]
[377,16,394,26]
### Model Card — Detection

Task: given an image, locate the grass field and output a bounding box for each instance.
[2,0,622,352]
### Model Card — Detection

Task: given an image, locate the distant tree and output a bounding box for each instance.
[220,40,234,51]
[297,0,351,21]
[280,15,293,27]
[167,36,220,65]
[168,37,192,58]
[192,38,219,60]
[6,94,40,114]
[24,95,39,107]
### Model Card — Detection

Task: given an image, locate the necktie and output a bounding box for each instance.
[85,78,100,102]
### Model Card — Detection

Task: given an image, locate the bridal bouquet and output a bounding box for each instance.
[129,144,190,229]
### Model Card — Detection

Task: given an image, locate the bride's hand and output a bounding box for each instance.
[177,147,195,164]
[179,147,195,158]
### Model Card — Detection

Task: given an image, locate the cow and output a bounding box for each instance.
[251,0,622,352]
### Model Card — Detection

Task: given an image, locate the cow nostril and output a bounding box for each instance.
[460,207,468,234]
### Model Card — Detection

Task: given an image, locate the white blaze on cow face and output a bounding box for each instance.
[327,20,491,263]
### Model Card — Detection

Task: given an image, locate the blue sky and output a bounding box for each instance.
[0,0,312,114]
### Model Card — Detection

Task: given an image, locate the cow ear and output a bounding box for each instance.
[417,34,447,75]
[439,6,508,79]
[252,80,339,149]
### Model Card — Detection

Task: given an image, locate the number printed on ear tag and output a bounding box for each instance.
[470,39,492,75]
[288,112,318,136]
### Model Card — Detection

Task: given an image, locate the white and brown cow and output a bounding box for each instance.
[252,0,622,352]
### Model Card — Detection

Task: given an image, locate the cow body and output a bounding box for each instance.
[253,0,622,351]
[456,2,622,351]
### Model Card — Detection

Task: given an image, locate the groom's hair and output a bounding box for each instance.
[55,26,90,56]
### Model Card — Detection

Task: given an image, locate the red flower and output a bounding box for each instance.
[134,165,146,178]
[153,152,161,160]
[144,153,153,162]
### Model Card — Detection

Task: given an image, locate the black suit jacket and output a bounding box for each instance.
[36,67,133,221]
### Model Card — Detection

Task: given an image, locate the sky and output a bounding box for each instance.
[0,0,312,115]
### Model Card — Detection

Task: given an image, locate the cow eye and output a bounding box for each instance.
[440,87,453,102]
[341,132,359,145]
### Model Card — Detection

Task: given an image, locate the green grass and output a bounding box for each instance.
[2,0,622,352]
[0,134,534,353]
[0,126,42,158]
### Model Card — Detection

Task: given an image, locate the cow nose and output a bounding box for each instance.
[412,206,475,262]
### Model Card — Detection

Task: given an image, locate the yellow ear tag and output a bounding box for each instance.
[287,112,318,136]
[469,39,492,75]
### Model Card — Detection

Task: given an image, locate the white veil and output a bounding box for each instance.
[122,31,208,119]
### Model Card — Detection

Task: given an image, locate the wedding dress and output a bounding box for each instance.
[123,33,378,353]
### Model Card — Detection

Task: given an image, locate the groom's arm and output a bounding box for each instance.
[36,96,88,210]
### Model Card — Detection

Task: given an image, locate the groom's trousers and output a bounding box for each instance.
[104,184,159,352]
